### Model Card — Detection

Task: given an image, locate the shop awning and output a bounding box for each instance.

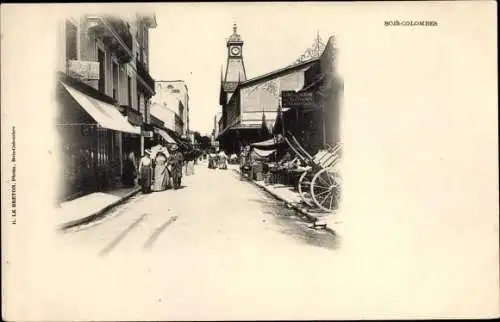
[62,82,140,134]
[251,136,286,149]
[252,148,277,157]
[155,128,176,144]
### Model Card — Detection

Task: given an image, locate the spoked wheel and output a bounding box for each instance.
[310,167,341,212]
[298,171,315,207]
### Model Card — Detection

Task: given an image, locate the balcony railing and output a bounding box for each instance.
[86,15,133,64]
[136,58,155,94]
[104,17,133,49]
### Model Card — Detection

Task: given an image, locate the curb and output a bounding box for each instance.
[255,181,319,223]
[59,187,141,231]
[233,168,337,234]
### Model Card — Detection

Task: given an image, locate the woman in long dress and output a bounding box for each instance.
[152,151,170,192]
[122,151,137,187]
[138,150,153,194]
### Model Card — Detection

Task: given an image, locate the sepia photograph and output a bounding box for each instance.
[54,12,342,235]
[1,2,498,321]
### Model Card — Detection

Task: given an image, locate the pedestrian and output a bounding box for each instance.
[138,149,153,194]
[217,149,228,169]
[183,149,190,176]
[122,151,137,187]
[185,149,195,175]
[151,149,170,192]
[168,144,184,189]
[240,145,252,179]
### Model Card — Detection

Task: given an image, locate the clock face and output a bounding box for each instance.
[230,46,240,56]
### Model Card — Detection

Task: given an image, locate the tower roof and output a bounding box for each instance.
[228,23,243,43]
[225,59,246,83]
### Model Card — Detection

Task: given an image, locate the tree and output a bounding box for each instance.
[198,135,212,150]
[193,131,202,144]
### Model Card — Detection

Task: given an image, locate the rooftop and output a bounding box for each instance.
[155,80,187,83]
[239,58,319,88]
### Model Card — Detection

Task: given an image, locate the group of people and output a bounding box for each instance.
[208,149,228,169]
[135,144,185,194]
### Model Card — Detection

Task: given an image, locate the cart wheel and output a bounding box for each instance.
[310,167,341,212]
[298,171,315,207]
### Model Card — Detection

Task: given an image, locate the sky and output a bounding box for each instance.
[148,3,349,135]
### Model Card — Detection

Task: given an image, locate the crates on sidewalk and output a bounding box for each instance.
[252,163,264,181]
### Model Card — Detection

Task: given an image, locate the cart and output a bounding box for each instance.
[283,132,342,212]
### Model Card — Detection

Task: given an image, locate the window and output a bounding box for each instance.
[127,76,132,108]
[112,61,118,101]
[98,49,105,93]
[65,20,78,61]
[179,105,184,123]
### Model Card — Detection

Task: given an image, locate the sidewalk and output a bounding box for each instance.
[231,165,342,233]
[57,185,140,230]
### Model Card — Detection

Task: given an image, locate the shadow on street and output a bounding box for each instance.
[247,196,340,251]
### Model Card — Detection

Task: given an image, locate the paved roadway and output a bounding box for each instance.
[61,162,338,256]
[42,160,497,321]
[53,161,343,320]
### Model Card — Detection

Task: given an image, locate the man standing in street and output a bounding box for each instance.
[168,144,184,189]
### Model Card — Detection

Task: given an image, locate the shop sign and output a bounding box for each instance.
[142,130,153,138]
[281,91,315,108]
[67,60,100,80]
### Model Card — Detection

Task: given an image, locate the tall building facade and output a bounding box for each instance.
[56,13,157,201]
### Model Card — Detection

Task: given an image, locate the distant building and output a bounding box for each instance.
[151,80,190,135]
[217,24,316,153]
[217,27,342,155]
[213,111,223,142]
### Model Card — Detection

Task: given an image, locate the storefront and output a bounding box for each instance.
[120,105,143,167]
[272,36,342,156]
[56,79,140,201]
[218,59,317,154]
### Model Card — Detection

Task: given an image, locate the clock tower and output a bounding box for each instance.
[220,23,247,105]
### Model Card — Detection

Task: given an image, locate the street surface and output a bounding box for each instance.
[41,160,497,321]
[50,161,345,320]
[60,161,338,256]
